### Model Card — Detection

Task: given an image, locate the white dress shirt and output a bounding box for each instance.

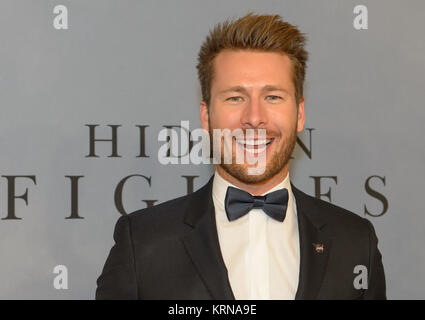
[212,170,300,300]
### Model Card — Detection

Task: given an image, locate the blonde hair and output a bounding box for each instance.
[196,12,308,106]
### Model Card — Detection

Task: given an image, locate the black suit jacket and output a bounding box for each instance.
[96,176,386,299]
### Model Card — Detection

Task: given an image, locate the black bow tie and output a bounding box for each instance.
[224,186,289,222]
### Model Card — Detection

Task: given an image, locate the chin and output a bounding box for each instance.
[220,161,283,184]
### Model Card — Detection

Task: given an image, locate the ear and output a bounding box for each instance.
[200,100,209,132]
[296,97,306,132]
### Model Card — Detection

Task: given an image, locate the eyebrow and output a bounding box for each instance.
[218,85,290,95]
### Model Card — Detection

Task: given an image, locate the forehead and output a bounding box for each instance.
[211,49,294,92]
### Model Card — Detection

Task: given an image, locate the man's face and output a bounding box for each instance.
[200,49,305,184]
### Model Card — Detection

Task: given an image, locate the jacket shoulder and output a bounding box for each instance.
[121,179,212,240]
[127,191,191,221]
[124,191,192,236]
[293,185,374,237]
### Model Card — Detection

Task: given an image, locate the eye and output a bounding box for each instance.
[226,96,243,102]
[266,95,282,101]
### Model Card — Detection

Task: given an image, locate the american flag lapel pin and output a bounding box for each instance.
[312,243,324,253]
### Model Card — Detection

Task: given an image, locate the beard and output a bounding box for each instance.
[208,118,298,184]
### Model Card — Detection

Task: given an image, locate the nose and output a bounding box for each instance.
[240,97,268,129]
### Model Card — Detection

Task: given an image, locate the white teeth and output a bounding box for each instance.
[236,139,272,146]
[235,138,273,154]
[244,144,267,154]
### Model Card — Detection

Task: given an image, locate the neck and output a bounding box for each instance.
[215,164,290,196]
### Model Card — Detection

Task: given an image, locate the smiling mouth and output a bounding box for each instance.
[235,137,275,154]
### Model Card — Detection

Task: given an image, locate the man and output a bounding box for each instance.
[96,12,386,300]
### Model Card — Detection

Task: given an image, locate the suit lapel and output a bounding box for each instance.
[293,185,333,300]
[181,177,235,300]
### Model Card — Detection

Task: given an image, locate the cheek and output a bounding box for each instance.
[270,110,298,132]
[210,109,241,129]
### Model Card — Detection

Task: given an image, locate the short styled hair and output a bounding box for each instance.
[196,12,308,106]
